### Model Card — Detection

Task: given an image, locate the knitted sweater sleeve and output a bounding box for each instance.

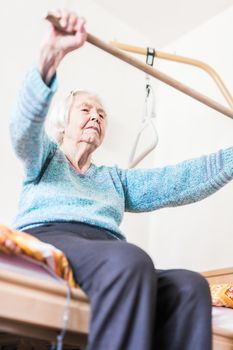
[116,148,233,212]
[9,67,57,182]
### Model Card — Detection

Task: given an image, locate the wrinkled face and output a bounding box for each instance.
[64,92,107,149]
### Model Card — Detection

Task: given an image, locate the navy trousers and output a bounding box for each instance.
[26,223,212,350]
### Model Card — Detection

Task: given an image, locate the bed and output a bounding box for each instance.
[0,251,232,349]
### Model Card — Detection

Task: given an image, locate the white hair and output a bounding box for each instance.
[45,90,105,145]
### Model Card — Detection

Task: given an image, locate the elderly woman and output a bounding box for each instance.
[10,9,233,350]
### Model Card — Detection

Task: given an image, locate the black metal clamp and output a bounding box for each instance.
[146,47,155,66]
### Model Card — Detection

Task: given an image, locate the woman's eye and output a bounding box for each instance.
[81,108,89,112]
[99,114,104,119]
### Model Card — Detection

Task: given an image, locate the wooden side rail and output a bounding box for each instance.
[0,267,90,347]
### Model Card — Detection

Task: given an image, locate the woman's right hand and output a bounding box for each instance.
[38,9,87,85]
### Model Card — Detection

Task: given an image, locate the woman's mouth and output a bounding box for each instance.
[84,126,100,134]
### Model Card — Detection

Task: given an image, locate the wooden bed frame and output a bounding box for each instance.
[0,253,232,349]
[0,253,90,349]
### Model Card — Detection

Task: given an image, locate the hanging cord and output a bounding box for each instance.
[50,282,72,350]
[128,47,159,168]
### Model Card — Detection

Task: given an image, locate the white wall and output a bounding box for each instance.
[0,0,153,250]
[148,6,233,271]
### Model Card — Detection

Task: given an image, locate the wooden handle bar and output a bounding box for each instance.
[110,40,233,110]
[45,13,233,120]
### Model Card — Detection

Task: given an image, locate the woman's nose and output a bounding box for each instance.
[90,113,100,122]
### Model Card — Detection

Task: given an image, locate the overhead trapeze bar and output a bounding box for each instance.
[110,40,233,110]
[46,13,233,120]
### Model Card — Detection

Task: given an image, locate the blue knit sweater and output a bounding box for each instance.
[10,67,233,240]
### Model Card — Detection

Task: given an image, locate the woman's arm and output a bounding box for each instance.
[117,148,233,212]
[10,67,57,182]
[10,9,87,182]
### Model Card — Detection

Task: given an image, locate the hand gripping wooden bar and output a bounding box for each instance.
[46,13,233,120]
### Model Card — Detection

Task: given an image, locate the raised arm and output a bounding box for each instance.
[10,9,87,182]
[117,148,233,212]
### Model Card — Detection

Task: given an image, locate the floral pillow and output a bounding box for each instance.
[0,224,76,287]
[210,284,233,308]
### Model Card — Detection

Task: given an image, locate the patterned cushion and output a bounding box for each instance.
[0,224,76,287]
[210,284,233,308]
